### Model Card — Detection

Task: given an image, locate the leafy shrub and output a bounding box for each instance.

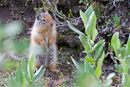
[68,5,114,87]
[110,32,130,87]
[113,14,121,30]
[0,21,29,54]
[8,55,45,87]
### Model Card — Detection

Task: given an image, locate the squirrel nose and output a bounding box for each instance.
[50,23,53,27]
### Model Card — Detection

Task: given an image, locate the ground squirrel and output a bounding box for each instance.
[29,12,57,72]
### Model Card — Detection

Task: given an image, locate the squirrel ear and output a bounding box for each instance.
[36,14,40,20]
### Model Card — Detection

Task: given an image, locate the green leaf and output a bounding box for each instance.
[23,78,27,87]
[71,57,83,73]
[22,58,28,75]
[15,67,23,87]
[33,66,45,82]
[84,60,95,75]
[0,26,5,41]
[116,47,127,58]
[8,76,16,87]
[108,19,114,24]
[127,36,130,55]
[111,32,121,52]
[23,72,29,81]
[121,59,130,87]
[113,14,120,26]
[79,35,93,58]
[92,40,104,51]
[31,84,42,87]
[79,35,90,54]
[85,56,96,64]
[92,29,98,42]
[124,74,130,87]
[12,39,29,54]
[28,54,35,80]
[85,5,94,18]
[85,11,97,39]
[116,48,121,58]
[115,64,120,70]
[121,59,128,73]
[42,0,45,7]
[125,55,130,68]
[78,71,100,87]
[121,47,127,58]
[67,21,85,37]
[95,42,105,61]
[80,10,88,26]
[94,52,105,78]
[79,34,89,47]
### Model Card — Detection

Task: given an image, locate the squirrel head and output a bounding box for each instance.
[34,12,55,31]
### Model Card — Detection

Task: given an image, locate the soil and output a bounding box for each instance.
[0,0,130,87]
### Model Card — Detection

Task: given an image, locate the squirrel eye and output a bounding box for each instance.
[42,18,46,23]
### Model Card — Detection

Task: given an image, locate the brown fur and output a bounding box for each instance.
[37,25,57,47]
[33,36,45,45]
[31,12,57,72]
